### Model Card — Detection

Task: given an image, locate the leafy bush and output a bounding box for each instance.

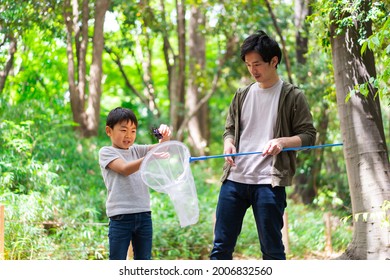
[0,100,352,260]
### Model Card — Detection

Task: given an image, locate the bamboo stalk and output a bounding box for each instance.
[324,212,333,254]
[282,212,290,254]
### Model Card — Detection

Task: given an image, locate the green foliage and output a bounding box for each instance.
[232,200,352,259]
[310,0,390,104]
[341,200,390,229]
[0,100,108,259]
[0,98,352,259]
[361,17,390,104]
[382,200,390,228]
[1,0,372,260]
[286,203,352,258]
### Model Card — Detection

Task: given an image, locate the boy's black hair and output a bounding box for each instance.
[106,107,138,128]
[240,30,282,68]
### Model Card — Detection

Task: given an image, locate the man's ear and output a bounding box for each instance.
[105,126,112,136]
[271,56,279,68]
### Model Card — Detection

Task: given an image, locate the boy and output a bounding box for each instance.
[99,107,171,260]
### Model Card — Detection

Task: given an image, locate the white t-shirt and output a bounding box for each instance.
[99,145,150,217]
[227,80,282,184]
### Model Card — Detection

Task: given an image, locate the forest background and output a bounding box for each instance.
[0,0,389,260]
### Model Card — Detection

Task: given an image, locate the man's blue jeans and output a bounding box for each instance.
[210,180,287,260]
[108,212,153,260]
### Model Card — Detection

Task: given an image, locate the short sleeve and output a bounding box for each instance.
[99,146,120,169]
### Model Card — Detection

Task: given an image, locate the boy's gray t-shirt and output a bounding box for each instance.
[99,145,150,217]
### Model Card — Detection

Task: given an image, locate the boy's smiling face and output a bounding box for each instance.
[106,120,137,149]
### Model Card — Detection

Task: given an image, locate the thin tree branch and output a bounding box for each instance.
[264,0,294,84]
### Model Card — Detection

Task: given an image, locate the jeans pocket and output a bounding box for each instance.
[143,212,152,218]
[110,214,124,221]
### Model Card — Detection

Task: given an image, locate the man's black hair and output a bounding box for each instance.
[106,107,138,128]
[240,30,282,68]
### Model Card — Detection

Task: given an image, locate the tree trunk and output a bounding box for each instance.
[171,0,186,137]
[136,0,159,116]
[291,103,330,205]
[186,5,208,156]
[176,30,239,151]
[64,0,110,138]
[159,0,186,137]
[264,0,293,84]
[330,0,390,259]
[292,0,321,204]
[85,0,110,137]
[0,35,17,94]
[294,0,311,65]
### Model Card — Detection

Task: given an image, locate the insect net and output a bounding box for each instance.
[140,141,199,227]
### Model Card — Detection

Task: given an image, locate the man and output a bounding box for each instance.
[210,30,316,260]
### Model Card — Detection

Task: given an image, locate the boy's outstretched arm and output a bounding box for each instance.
[107,157,144,177]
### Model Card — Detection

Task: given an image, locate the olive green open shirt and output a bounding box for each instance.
[221,81,317,187]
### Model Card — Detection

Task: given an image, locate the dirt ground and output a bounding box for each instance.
[234,250,342,260]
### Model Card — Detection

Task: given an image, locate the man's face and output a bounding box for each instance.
[244,51,278,85]
[106,120,137,149]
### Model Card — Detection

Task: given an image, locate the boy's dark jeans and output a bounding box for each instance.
[108,212,153,260]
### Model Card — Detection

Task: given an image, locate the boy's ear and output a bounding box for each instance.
[105,126,112,136]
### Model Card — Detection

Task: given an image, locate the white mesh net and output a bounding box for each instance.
[140,141,199,227]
